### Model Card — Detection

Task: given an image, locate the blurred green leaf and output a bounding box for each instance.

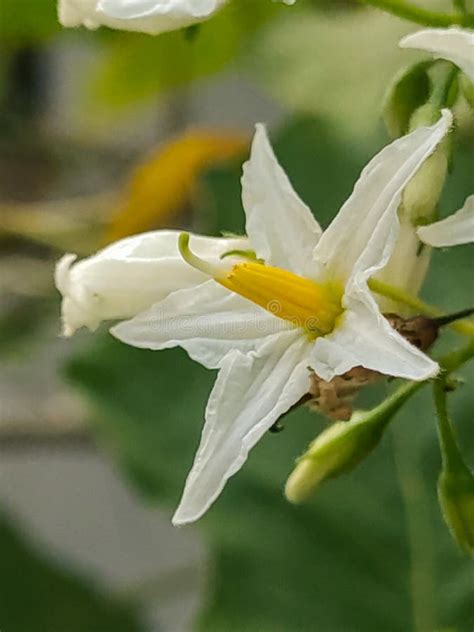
[65,117,474,631]
[88,0,292,108]
[251,9,415,141]
[0,511,144,632]
[0,0,59,44]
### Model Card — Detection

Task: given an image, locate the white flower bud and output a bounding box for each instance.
[285,411,386,504]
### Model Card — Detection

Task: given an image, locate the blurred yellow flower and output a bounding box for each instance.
[106,129,248,242]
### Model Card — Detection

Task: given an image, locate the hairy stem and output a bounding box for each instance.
[368,278,474,337]
[358,0,474,27]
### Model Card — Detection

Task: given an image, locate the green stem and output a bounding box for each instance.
[368,278,474,337]
[358,0,474,27]
[433,377,467,473]
[354,337,474,436]
[439,336,474,373]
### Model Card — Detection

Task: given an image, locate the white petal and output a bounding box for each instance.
[58,0,96,27]
[172,331,312,525]
[400,28,474,83]
[55,230,247,336]
[242,124,322,277]
[112,280,293,369]
[98,0,222,19]
[96,0,227,33]
[310,307,438,382]
[417,194,474,247]
[313,110,452,284]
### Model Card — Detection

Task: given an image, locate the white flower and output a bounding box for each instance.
[400,27,474,82]
[58,0,296,35]
[417,194,474,247]
[111,111,452,525]
[58,0,229,34]
[55,230,247,336]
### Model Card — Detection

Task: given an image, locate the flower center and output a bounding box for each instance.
[178,232,344,336]
[219,261,343,336]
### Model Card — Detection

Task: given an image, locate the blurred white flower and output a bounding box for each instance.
[58,0,229,34]
[417,194,474,247]
[55,231,247,336]
[400,27,474,82]
[112,112,451,525]
[58,0,296,35]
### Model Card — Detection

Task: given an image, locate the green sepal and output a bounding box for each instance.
[383,60,433,138]
[460,74,474,108]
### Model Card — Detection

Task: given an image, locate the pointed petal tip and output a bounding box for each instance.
[248,123,270,155]
[171,506,199,527]
[439,108,453,127]
[418,360,440,381]
[253,121,268,135]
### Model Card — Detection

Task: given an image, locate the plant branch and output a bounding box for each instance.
[433,377,467,473]
[368,278,474,337]
[358,0,474,27]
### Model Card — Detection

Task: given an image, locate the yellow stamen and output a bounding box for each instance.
[178,232,343,336]
[219,262,343,336]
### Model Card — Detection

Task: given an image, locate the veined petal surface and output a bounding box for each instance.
[172,331,312,525]
[417,194,474,247]
[313,111,452,286]
[56,230,246,336]
[111,280,294,369]
[242,124,322,277]
[310,308,439,382]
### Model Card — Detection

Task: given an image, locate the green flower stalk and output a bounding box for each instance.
[434,378,474,555]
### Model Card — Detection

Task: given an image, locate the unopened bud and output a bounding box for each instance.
[402,141,449,225]
[438,469,474,555]
[285,411,386,504]
[434,378,474,555]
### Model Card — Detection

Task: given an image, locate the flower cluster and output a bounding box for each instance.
[56,7,474,544]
